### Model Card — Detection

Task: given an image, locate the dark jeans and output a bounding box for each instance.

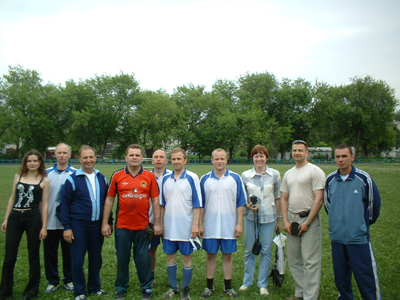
[115,228,153,293]
[43,229,72,285]
[0,209,42,299]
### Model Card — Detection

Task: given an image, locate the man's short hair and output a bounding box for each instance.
[251,145,269,159]
[292,140,308,150]
[211,148,227,158]
[170,147,186,159]
[126,144,144,156]
[335,144,353,155]
[55,143,72,154]
[152,149,167,158]
[78,145,96,157]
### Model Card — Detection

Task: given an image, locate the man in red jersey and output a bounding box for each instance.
[102,144,162,300]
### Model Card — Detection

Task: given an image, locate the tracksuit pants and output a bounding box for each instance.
[331,241,381,300]
[69,221,104,297]
[43,229,73,286]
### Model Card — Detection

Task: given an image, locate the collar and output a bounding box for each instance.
[51,163,72,174]
[210,168,230,179]
[171,168,187,179]
[152,168,169,179]
[124,166,144,177]
[76,168,99,176]
[334,165,356,180]
[249,166,273,178]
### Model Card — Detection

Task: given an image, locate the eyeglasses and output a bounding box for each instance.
[292,140,307,146]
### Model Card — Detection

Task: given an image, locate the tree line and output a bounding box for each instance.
[0,64,398,159]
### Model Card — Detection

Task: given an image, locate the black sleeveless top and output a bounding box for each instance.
[13,177,43,209]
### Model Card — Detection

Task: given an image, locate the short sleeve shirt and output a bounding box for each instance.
[108,166,159,230]
[280,163,325,212]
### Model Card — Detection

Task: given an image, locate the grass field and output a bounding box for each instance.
[0,163,399,300]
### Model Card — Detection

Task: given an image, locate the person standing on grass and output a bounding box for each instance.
[0,150,50,300]
[160,147,202,300]
[44,143,77,293]
[198,148,246,299]
[280,140,325,300]
[102,144,162,300]
[239,145,282,297]
[150,149,172,285]
[59,145,110,300]
[324,144,381,300]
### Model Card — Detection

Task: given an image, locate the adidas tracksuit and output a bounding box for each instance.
[324,166,381,300]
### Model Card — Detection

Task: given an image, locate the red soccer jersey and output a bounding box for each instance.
[108,167,159,230]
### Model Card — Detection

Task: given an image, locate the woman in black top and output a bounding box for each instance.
[0,150,50,300]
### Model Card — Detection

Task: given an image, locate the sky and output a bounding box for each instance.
[1,0,399,101]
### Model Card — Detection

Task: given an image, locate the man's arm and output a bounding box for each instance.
[298,189,324,236]
[151,196,163,235]
[281,192,291,234]
[199,208,205,238]
[275,197,282,232]
[101,195,115,237]
[191,207,201,238]
[235,206,244,237]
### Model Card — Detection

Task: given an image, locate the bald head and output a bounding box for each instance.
[152,149,168,171]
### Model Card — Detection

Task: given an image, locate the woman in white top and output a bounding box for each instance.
[239,145,282,296]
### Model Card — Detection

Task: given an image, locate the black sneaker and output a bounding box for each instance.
[115,290,127,300]
[180,287,190,300]
[142,289,152,300]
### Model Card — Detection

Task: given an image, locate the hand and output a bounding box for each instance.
[63,229,74,243]
[198,224,204,238]
[298,222,309,236]
[275,220,282,233]
[102,224,112,238]
[246,203,259,211]
[153,224,163,236]
[39,228,47,240]
[191,223,199,238]
[1,221,7,232]
[283,221,292,234]
[234,224,243,238]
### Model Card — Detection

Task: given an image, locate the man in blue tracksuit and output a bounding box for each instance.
[59,145,110,300]
[324,144,381,300]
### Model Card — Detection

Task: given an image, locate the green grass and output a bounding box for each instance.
[0,163,399,299]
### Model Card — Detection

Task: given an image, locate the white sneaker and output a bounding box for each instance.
[260,288,269,295]
[65,282,74,291]
[239,285,248,291]
[45,284,58,293]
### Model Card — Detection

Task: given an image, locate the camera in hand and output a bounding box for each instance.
[250,195,258,208]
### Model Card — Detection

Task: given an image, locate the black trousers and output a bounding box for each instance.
[0,209,42,299]
[43,229,72,285]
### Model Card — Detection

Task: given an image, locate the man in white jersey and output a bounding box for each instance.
[45,143,77,293]
[160,148,202,300]
[280,140,325,300]
[149,150,172,283]
[199,148,246,299]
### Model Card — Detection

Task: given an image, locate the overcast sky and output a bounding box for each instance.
[1,0,399,101]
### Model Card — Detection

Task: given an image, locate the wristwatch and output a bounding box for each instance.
[304,221,311,227]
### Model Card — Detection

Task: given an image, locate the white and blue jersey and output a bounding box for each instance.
[160,168,202,241]
[200,169,246,239]
[46,164,77,230]
[149,168,172,224]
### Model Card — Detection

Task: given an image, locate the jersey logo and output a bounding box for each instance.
[132,188,138,193]
[353,189,359,194]
[122,182,129,185]
[141,180,146,187]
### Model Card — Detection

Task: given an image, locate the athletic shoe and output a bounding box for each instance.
[224,288,240,298]
[238,285,248,291]
[74,295,87,300]
[115,290,127,300]
[180,287,190,300]
[200,287,214,298]
[260,288,269,295]
[90,289,109,296]
[45,284,58,293]
[162,288,179,299]
[142,289,153,300]
[64,282,74,291]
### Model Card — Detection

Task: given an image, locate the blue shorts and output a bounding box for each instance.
[150,235,161,248]
[203,238,237,254]
[163,239,193,256]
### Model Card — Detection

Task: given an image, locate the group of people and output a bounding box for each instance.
[0,140,382,300]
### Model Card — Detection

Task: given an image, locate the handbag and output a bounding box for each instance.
[252,209,261,255]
